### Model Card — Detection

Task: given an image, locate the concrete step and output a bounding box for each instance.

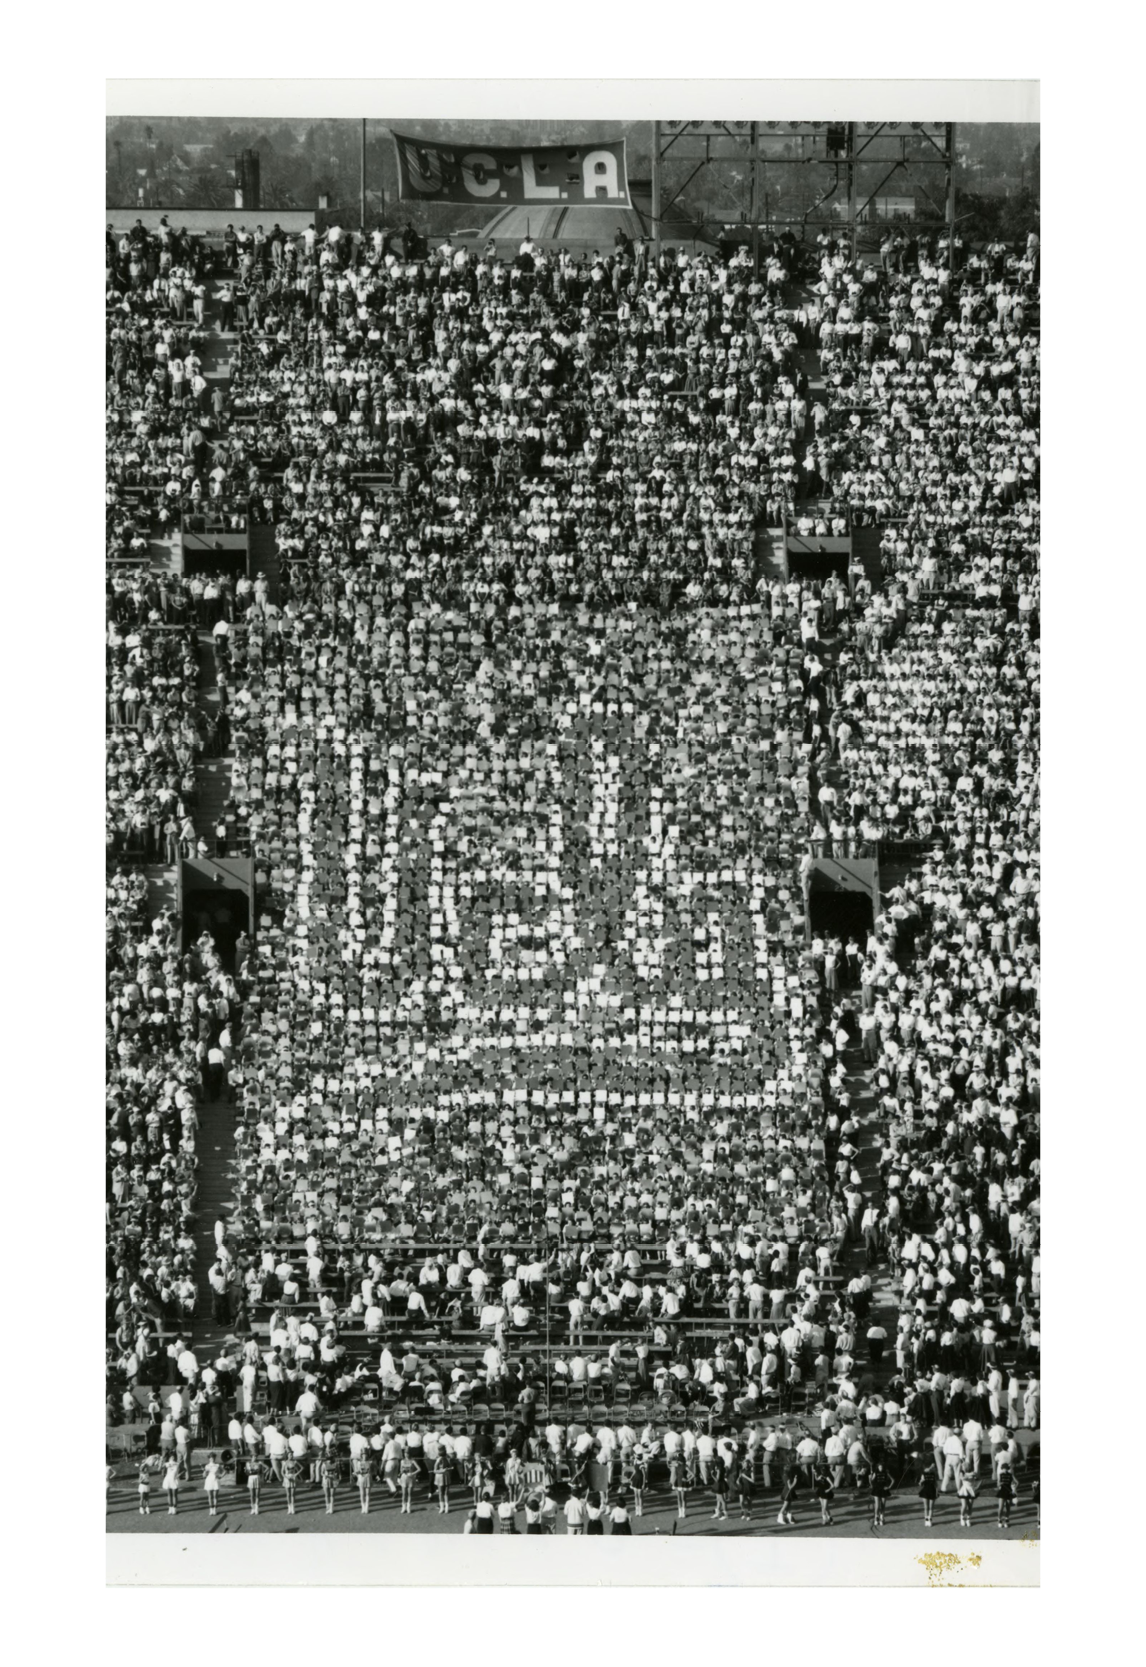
[194,760,234,841]
[827,998,941,1392]
[754,525,787,586]
[193,1088,242,1318]
[852,524,885,590]
[143,863,178,920]
[196,630,219,673]
[197,789,232,815]
[147,533,182,577]
[248,522,281,604]
[796,346,825,393]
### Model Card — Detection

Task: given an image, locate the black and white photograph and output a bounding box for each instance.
[100,76,1044,1588]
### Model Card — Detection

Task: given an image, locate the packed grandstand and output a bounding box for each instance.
[106,204,1040,1534]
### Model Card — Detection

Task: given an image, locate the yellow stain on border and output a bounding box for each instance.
[917,1551,985,1586]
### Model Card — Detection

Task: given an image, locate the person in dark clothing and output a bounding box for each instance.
[996,1467,1016,1527]
[870,1461,893,1527]
[813,1465,836,1526]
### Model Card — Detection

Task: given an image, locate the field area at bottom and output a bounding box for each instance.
[108,1481,1038,1541]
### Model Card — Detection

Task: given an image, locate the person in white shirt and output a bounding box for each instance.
[262,1422,287,1483]
[824,1430,847,1487]
[572,1428,597,1472]
[596,1424,618,1491]
[306,1422,326,1482]
[940,1431,965,1492]
[295,1386,320,1428]
[695,1430,716,1484]
[795,1432,822,1480]
[452,1429,473,1479]
[680,1423,698,1482]
[962,1417,985,1474]
[761,1426,788,1488]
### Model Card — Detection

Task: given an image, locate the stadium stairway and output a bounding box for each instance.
[877,856,919,900]
[143,863,177,922]
[187,607,245,1351]
[191,1089,240,1357]
[753,524,788,587]
[128,297,235,579]
[248,521,280,604]
[146,526,181,579]
[797,348,825,397]
[194,759,232,852]
[190,629,229,850]
[199,306,236,388]
[836,1046,902,1387]
[851,523,885,592]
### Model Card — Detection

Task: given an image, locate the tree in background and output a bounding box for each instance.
[955,184,1039,244]
[107,115,1039,227]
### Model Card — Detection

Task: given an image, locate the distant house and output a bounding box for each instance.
[835,195,916,223]
[866,195,916,223]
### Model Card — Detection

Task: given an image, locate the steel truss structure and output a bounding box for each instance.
[650,121,957,263]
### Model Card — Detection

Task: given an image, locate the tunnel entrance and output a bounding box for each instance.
[805,854,880,947]
[808,883,874,942]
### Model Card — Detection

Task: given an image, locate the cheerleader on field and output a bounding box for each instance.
[669,1456,688,1520]
[735,1453,755,1521]
[319,1455,338,1516]
[162,1456,181,1516]
[202,1457,222,1516]
[434,1452,452,1515]
[814,1465,835,1526]
[354,1454,373,1516]
[777,1468,800,1526]
[248,1457,265,1516]
[399,1455,419,1514]
[629,1451,648,1519]
[283,1454,301,1515]
[710,1459,729,1521]
[958,1466,979,1528]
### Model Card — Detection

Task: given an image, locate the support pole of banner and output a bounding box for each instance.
[846,121,858,263]
[651,119,661,259]
[946,121,958,274]
[750,120,760,275]
[360,118,367,232]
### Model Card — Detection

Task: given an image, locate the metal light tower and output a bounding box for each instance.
[650,121,958,257]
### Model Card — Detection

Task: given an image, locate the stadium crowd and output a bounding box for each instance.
[119,1379,1036,1529]
[106,222,223,543]
[107,213,1039,1531]
[106,606,203,862]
